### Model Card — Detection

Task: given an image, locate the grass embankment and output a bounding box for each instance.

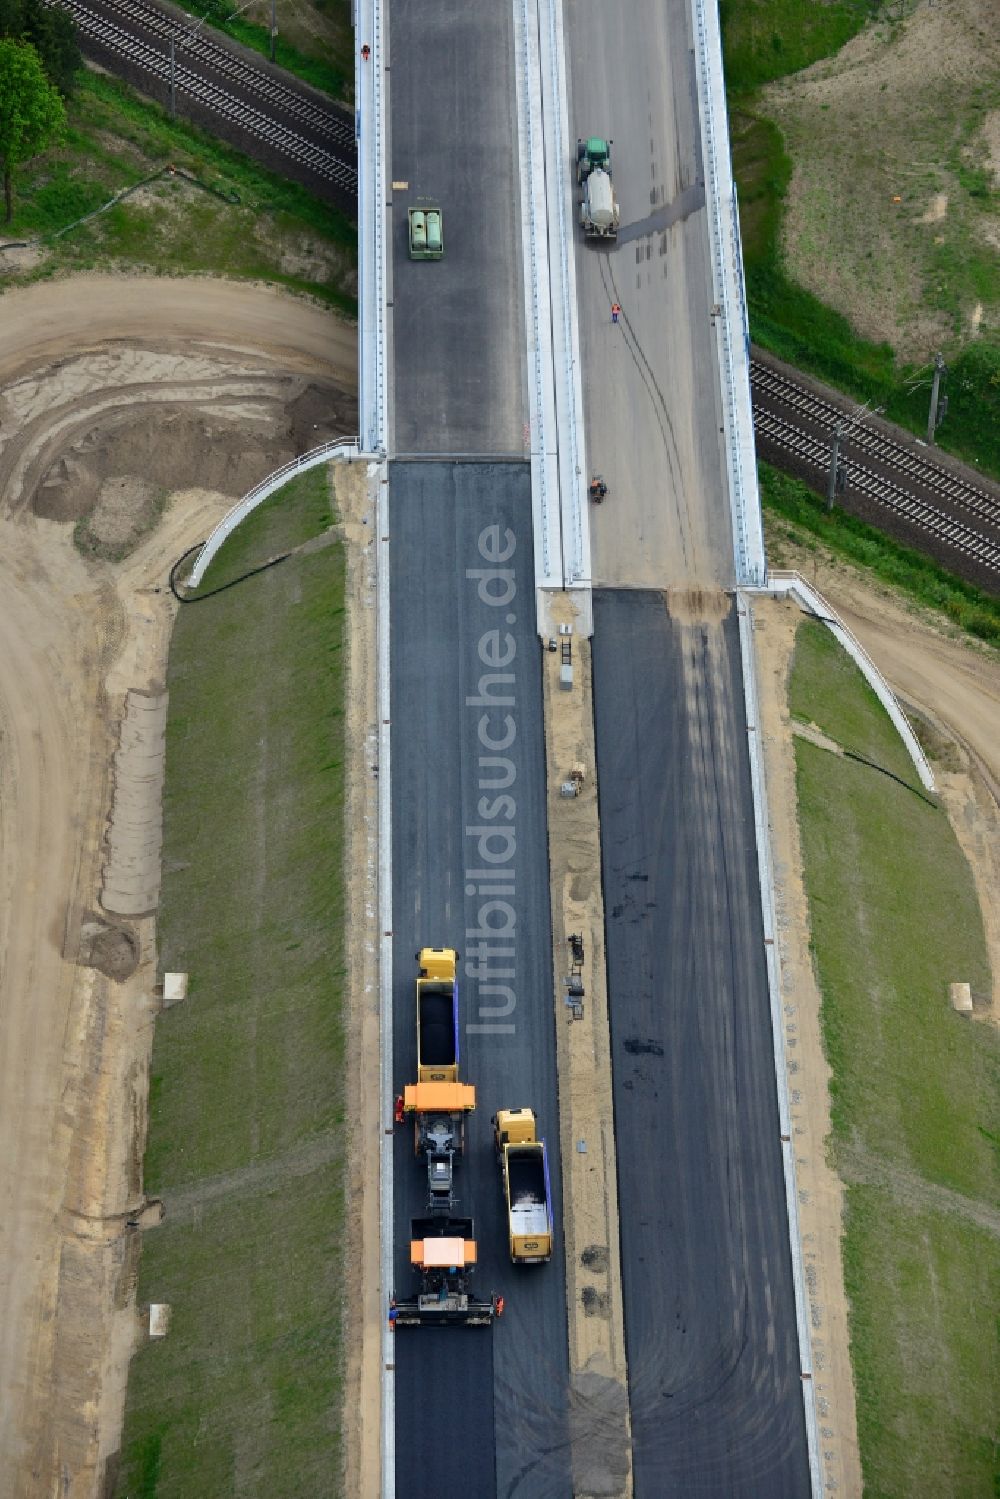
[3,70,355,313]
[178,0,353,101]
[722,0,1000,479]
[789,617,999,1496]
[761,464,1000,644]
[115,468,348,1499]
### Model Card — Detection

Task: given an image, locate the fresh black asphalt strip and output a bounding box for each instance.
[390,463,572,1499]
[592,589,811,1497]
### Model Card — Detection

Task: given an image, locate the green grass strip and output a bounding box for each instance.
[844,1189,999,1499]
[116,468,347,1497]
[795,711,995,1196]
[790,616,998,1494]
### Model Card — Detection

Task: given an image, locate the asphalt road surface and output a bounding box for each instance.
[388,0,527,456]
[566,0,734,588]
[390,462,572,1499]
[592,590,810,1496]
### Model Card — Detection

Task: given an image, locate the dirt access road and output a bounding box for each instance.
[0,274,355,1495]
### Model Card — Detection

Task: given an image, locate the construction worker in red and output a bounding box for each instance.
[361,43,371,61]
[611,302,621,325]
[394,1093,405,1126]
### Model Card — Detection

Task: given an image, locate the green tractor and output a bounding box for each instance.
[576,136,612,185]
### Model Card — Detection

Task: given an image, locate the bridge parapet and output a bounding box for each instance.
[691,0,766,586]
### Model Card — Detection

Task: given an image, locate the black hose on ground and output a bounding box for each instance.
[841,748,938,808]
[169,542,292,602]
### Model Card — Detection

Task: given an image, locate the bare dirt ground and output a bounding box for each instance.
[751,555,1000,1498]
[765,0,1000,358]
[0,275,356,1496]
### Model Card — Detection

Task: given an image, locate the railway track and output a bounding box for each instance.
[37,4,1000,591]
[754,406,1000,575]
[48,0,357,198]
[751,357,1000,587]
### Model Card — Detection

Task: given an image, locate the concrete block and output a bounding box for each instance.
[162,972,188,1009]
[149,1304,171,1338]
[949,982,973,1013]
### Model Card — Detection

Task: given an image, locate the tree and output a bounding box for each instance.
[0,0,80,97]
[0,39,64,223]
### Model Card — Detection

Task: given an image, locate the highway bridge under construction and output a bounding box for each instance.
[357,0,816,1493]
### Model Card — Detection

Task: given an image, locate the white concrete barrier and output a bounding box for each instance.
[763,571,936,793]
[186,439,361,588]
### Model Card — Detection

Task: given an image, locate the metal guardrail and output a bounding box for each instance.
[186,438,361,587]
[763,572,936,792]
[691,0,765,587]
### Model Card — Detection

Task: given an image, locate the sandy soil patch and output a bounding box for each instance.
[918,192,948,224]
[101,690,169,918]
[0,276,356,1496]
[0,336,355,541]
[88,478,163,551]
[764,0,1000,358]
